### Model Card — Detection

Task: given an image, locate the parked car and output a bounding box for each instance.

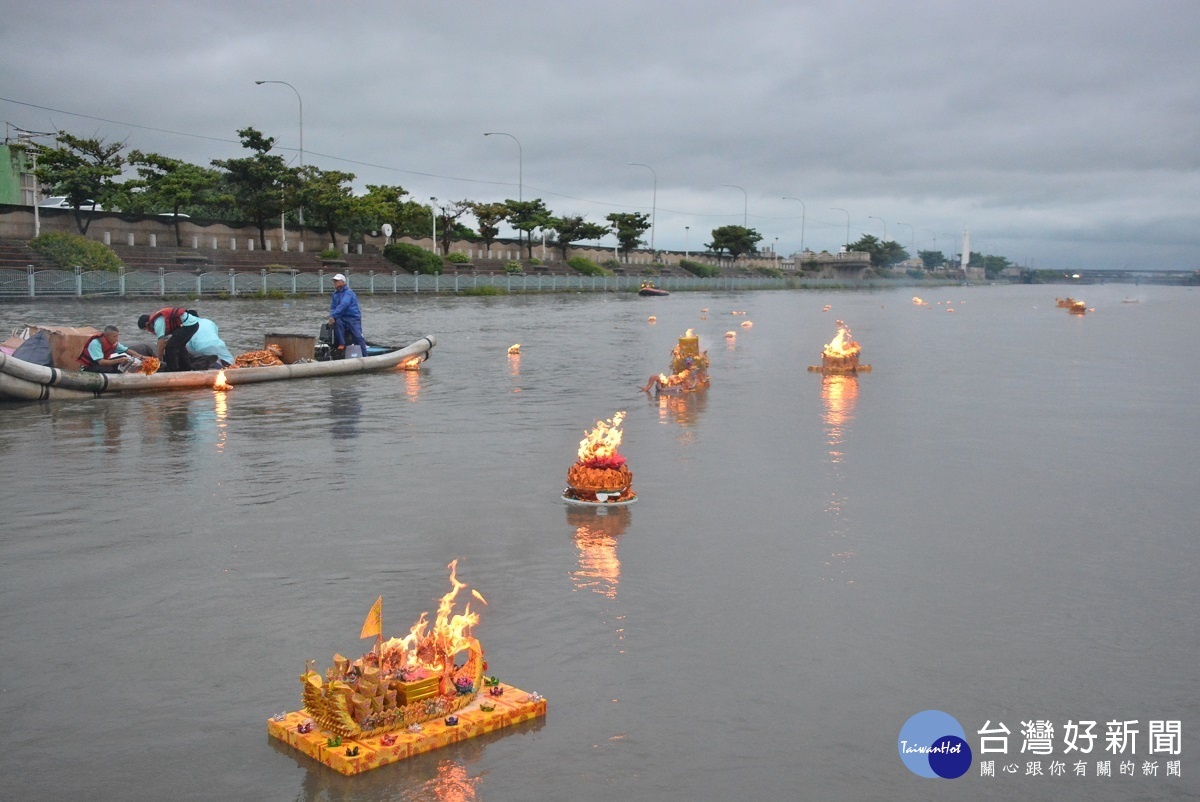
[38,196,104,212]
[157,212,190,218]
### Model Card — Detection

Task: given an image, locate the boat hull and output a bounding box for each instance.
[0,335,436,402]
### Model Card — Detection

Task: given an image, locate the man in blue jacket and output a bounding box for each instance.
[328,273,368,358]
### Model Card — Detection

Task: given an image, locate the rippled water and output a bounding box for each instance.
[2,286,1198,801]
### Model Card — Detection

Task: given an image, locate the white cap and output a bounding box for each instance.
[332,273,346,282]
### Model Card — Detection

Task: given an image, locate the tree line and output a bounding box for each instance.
[31,128,769,264]
[32,127,1013,275]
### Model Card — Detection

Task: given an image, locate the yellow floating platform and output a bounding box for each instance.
[268,682,547,776]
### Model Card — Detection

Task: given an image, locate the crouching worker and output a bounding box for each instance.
[78,325,137,373]
[186,317,236,370]
[137,307,200,371]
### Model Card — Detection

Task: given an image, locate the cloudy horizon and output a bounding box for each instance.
[2,0,1197,271]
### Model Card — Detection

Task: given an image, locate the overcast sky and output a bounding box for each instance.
[3,0,1198,270]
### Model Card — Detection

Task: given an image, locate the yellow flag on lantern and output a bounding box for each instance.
[360,596,382,639]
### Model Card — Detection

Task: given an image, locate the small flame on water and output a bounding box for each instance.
[508,344,521,355]
[213,370,231,391]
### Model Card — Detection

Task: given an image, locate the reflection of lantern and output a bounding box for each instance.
[568,505,630,599]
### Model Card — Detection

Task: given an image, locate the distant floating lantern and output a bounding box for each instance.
[647,316,657,323]
[808,320,872,374]
[508,344,520,355]
[725,331,736,339]
[701,308,709,313]
[563,412,637,505]
[740,321,753,328]
[822,304,831,312]
[912,296,928,306]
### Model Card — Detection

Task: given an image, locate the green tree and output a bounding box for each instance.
[506,199,551,259]
[125,151,220,245]
[467,201,510,256]
[548,214,610,260]
[211,127,299,250]
[975,253,1012,279]
[918,249,947,270]
[299,166,356,248]
[353,185,436,241]
[707,225,762,261]
[34,132,126,234]
[434,200,475,257]
[605,212,651,261]
[848,234,908,268]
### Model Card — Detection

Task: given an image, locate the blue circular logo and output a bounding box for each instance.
[898,710,972,779]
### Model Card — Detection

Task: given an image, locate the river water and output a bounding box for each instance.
[1,285,1197,801]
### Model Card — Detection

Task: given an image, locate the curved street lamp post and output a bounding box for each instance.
[782,197,805,255]
[831,208,850,248]
[484,132,523,251]
[254,80,303,227]
[628,162,656,253]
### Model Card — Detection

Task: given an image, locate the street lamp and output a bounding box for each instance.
[627,162,656,253]
[831,208,850,248]
[896,223,914,259]
[254,80,303,227]
[484,132,523,252]
[483,132,522,201]
[723,184,747,227]
[869,216,887,239]
[782,197,805,254]
[685,225,690,260]
[430,197,438,254]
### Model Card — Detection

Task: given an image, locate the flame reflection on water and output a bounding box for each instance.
[821,374,859,584]
[213,390,228,453]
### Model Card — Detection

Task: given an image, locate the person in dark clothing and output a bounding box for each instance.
[138,307,200,372]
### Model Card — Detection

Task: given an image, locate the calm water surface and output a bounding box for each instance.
[2,286,1197,801]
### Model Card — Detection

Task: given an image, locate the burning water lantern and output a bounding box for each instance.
[647,316,656,323]
[270,560,547,774]
[808,320,872,374]
[400,356,423,371]
[562,412,637,505]
[213,370,231,391]
[508,344,520,355]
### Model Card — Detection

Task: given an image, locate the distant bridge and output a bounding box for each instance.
[1022,268,1199,286]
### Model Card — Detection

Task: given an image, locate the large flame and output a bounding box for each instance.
[822,321,861,358]
[378,560,482,674]
[213,370,231,390]
[577,411,625,462]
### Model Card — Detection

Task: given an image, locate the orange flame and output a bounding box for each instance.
[400,356,422,371]
[822,320,861,358]
[578,411,625,462]
[379,560,481,674]
[213,370,231,390]
[508,344,520,355]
